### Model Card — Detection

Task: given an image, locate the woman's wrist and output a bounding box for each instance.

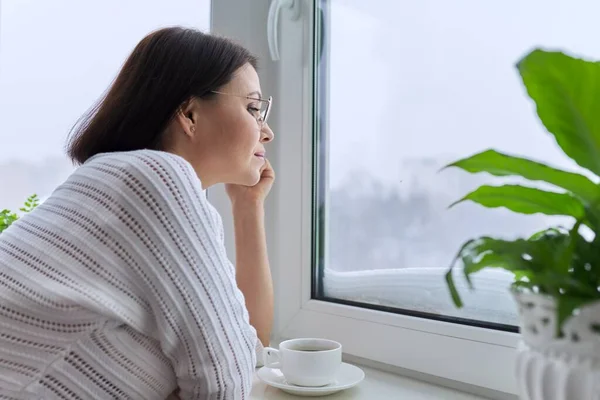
[231,198,264,216]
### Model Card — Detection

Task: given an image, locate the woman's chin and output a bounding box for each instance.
[249,172,261,186]
[238,170,261,187]
[227,165,261,187]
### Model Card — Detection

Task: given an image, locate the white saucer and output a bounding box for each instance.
[257,362,365,397]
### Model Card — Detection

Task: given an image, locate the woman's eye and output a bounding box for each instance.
[248,106,260,116]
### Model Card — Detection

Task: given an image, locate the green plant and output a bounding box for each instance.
[0,194,40,234]
[444,48,600,332]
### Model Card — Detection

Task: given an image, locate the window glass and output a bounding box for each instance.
[313,0,600,328]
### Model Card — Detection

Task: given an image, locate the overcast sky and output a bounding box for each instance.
[328,0,600,187]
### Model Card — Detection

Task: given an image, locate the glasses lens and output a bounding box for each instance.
[262,98,271,124]
[259,102,268,123]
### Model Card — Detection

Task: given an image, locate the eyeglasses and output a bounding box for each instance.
[211,91,272,126]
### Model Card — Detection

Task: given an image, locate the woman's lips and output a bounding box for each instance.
[254,152,265,158]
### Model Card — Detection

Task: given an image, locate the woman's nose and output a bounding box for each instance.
[261,123,275,143]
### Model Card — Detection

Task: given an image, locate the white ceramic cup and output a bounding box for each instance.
[263,338,342,387]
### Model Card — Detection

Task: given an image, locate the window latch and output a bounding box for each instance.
[267,0,301,61]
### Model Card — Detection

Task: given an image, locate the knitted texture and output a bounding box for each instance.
[0,150,259,399]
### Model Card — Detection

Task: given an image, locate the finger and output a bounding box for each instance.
[259,159,270,172]
[262,159,275,178]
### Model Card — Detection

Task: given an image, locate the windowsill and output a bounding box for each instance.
[251,363,492,400]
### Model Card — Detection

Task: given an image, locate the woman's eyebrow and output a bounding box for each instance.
[247,90,262,98]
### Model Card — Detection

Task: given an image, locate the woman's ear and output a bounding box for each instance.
[175,98,199,138]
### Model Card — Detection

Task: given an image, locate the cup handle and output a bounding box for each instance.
[263,347,281,369]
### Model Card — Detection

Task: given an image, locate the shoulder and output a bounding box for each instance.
[70,150,208,212]
[82,150,200,192]
[84,150,194,181]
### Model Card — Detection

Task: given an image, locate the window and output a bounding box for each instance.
[210,0,600,395]
[0,0,210,211]
[313,0,600,330]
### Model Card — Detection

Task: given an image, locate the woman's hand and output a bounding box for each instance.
[226,159,275,207]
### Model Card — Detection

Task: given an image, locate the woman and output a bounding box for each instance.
[0,27,273,399]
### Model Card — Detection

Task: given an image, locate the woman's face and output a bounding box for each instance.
[171,63,274,187]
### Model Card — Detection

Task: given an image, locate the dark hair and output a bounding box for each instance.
[66,27,257,164]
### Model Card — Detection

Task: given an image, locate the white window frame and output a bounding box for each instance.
[212,0,519,396]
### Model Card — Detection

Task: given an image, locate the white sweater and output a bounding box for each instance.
[0,150,261,400]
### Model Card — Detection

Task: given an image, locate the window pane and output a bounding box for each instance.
[313,0,600,329]
[0,0,210,211]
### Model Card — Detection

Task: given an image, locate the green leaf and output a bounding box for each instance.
[511,280,537,291]
[446,237,538,308]
[445,269,463,308]
[0,209,18,234]
[450,184,585,218]
[517,49,600,176]
[512,270,533,282]
[445,149,600,203]
[555,220,583,274]
[446,238,477,307]
[446,229,583,308]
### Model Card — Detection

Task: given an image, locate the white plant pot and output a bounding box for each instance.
[512,292,600,400]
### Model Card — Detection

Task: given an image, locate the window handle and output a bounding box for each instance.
[267,0,301,61]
